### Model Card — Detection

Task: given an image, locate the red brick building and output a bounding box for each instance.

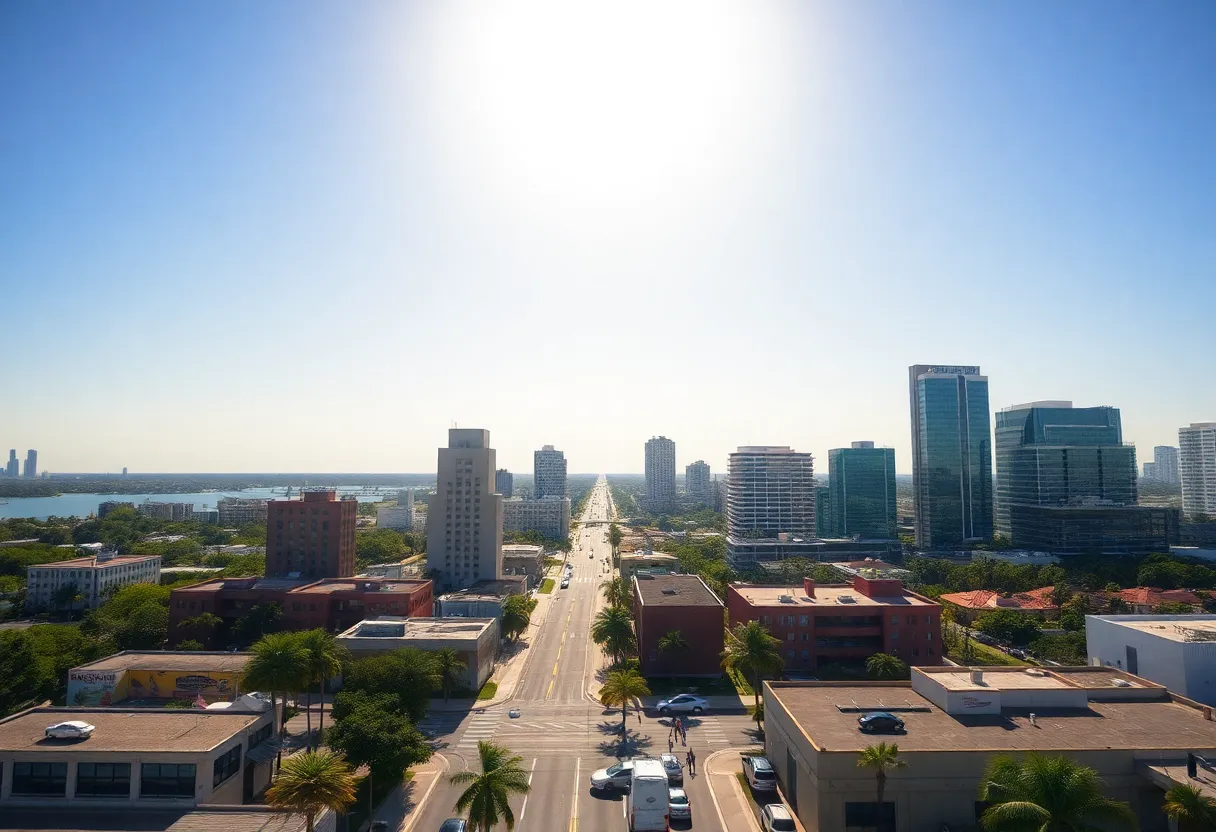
[632,574,725,677]
[726,577,942,672]
[266,490,358,580]
[169,576,433,642]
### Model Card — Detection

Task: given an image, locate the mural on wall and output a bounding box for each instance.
[67,669,240,705]
[68,670,126,706]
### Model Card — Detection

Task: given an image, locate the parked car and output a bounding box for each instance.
[438,821,467,832]
[44,721,95,740]
[668,787,691,822]
[656,694,709,715]
[560,577,570,589]
[589,760,635,792]
[742,755,778,791]
[858,711,905,734]
[659,753,683,784]
[761,804,796,832]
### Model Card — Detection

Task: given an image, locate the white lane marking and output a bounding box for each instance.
[570,758,581,832]
[518,757,537,825]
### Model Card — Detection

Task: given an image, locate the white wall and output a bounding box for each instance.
[1086,616,1197,700]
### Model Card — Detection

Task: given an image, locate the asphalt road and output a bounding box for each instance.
[410,479,756,832]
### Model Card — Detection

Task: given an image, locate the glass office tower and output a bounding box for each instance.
[909,365,993,548]
[828,442,897,539]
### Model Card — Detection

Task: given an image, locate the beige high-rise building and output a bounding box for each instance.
[427,429,504,590]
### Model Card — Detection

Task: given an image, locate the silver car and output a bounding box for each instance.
[659,753,683,784]
[589,760,634,792]
[668,788,691,822]
[656,694,709,715]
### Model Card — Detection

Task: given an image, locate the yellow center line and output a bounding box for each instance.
[546,606,575,698]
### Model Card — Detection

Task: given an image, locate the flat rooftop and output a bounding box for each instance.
[340,616,494,640]
[0,708,260,753]
[634,574,721,607]
[732,583,935,607]
[291,579,427,594]
[439,579,525,600]
[75,651,252,674]
[1098,616,1216,643]
[31,555,159,569]
[0,808,308,832]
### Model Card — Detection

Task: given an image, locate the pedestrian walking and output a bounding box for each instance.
[668,735,674,753]
[686,748,696,775]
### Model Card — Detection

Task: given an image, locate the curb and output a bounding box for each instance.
[704,748,761,832]
[401,753,450,832]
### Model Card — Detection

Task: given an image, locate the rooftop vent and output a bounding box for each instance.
[662,588,678,596]
[778,594,795,603]
[1112,678,1132,688]
[837,595,856,604]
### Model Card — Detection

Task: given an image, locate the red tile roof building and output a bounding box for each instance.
[938,586,1059,622]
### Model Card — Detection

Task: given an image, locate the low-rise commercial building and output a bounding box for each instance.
[337,617,498,690]
[66,652,252,707]
[501,544,545,587]
[619,553,679,580]
[632,574,724,676]
[728,577,942,672]
[435,578,527,623]
[26,552,161,613]
[764,665,1216,832]
[502,496,571,541]
[1086,615,1216,705]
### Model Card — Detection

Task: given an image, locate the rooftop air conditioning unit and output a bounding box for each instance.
[838,595,856,604]
[779,595,795,603]
[1112,679,1132,688]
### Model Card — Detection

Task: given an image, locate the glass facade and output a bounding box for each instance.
[1008,504,1178,556]
[827,446,897,539]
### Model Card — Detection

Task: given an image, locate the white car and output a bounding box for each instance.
[560,577,570,589]
[589,760,634,791]
[44,721,95,740]
[743,754,778,792]
[761,805,796,832]
[656,694,709,715]
[668,787,691,822]
[659,753,683,784]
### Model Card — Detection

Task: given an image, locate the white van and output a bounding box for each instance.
[627,758,670,831]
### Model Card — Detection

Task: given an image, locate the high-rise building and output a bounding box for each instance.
[1153,445,1180,486]
[685,460,712,504]
[1180,423,1216,519]
[503,496,571,540]
[827,441,897,539]
[533,445,567,499]
[3,450,15,478]
[217,497,269,526]
[644,436,676,513]
[496,469,514,497]
[136,501,195,521]
[267,489,358,579]
[815,485,831,538]
[427,429,505,590]
[726,446,815,564]
[909,364,993,548]
[1143,462,1158,480]
[23,449,36,479]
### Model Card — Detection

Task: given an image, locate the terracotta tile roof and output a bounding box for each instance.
[939,586,1058,611]
[1115,587,1203,607]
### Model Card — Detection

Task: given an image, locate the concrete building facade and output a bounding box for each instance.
[502,496,571,541]
[426,429,504,590]
[1152,445,1180,485]
[337,617,499,690]
[644,436,676,513]
[1181,422,1216,518]
[216,498,269,527]
[1086,614,1216,705]
[631,574,724,676]
[5,450,17,478]
[495,469,513,498]
[533,445,567,499]
[26,552,161,613]
[726,445,816,566]
[685,460,712,505]
[23,450,36,479]
[266,490,358,580]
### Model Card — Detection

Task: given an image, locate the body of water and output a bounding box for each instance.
[0,487,408,521]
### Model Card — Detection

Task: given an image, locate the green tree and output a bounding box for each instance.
[0,630,42,715]
[450,741,532,832]
[608,524,623,551]
[974,609,1043,646]
[657,630,690,675]
[591,606,636,666]
[721,620,784,728]
[176,612,222,648]
[232,602,284,645]
[176,639,205,650]
[51,584,83,617]
[1154,601,1196,615]
[243,632,310,757]
[866,653,910,681]
[857,743,907,832]
[326,696,432,781]
[978,753,1137,832]
[1059,595,1090,632]
[599,667,651,737]
[501,595,534,641]
[355,528,407,564]
[266,750,359,832]
[298,629,349,750]
[435,647,469,702]
[1164,783,1216,832]
[600,576,631,608]
[344,648,440,723]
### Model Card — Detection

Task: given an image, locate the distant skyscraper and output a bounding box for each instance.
[1180,423,1216,519]
[23,449,37,479]
[828,442,897,539]
[909,364,993,548]
[533,445,567,499]
[685,460,712,505]
[4,450,15,478]
[496,469,513,497]
[644,436,676,513]
[726,446,815,564]
[1143,462,1158,480]
[1153,445,1180,486]
[815,485,831,537]
[122,467,128,477]
[427,429,505,590]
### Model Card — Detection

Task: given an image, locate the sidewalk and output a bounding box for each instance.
[705,748,761,832]
[372,754,449,832]
[640,694,748,713]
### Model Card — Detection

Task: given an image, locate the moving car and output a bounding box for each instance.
[44,721,95,740]
[761,804,796,832]
[858,711,905,734]
[659,753,683,784]
[656,694,709,715]
[668,787,691,822]
[742,754,778,792]
[589,760,635,792]
[627,758,670,831]
[560,577,570,589]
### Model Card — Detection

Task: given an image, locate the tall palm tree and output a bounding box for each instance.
[978,753,1137,832]
[591,606,636,666]
[857,743,907,832]
[298,629,348,750]
[435,647,469,703]
[657,630,690,675]
[600,576,631,608]
[599,668,652,737]
[242,631,309,759]
[721,620,784,727]
[865,653,909,681]
[450,741,532,832]
[266,750,358,832]
[1164,783,1216,832]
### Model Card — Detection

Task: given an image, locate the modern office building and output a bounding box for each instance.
[266,490,357,580]
[216,498,269,527]
[1180,423,1216,518]
[726,445,815,565]
[426,429,505,590]
[22,450,36,479]
[685,460,712,504]
[25,551,162,613]
[908,364,993,548]
[632,574,724,676]
[827,442,897,539]
[502,496,571,540]
[495,469,513,498]
[1152,446,1180,485]
[644,436,676,513]
[814,485,831,538]
[1007,503,1179,556]
[5,450,17,478]
[1086,615,1216,705]
[533,445,567,499]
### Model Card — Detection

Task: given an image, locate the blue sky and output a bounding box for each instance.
[2,1,1214,475]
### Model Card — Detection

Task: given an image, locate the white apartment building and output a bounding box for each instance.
[26,550,162,612]
[136,502,194,521]
[727,445,816,540]
[377,490,415,531]
[1153,445,1180,485]
[216,498,269,527]
[685,460,712,504]
[1180,423,1216,517]
[502,496,571,541]
[645,436,676,512]
[533,445,567,499]
[426,429,505,590]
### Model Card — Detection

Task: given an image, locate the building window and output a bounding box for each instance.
[891,616,898,625]
[845,802,896,830]
[787,632,795,641]
[141,763,197,798]
[213,745,243,787]
[249,723,273,748]
[76,762,131,798]
[799,615,809,626]
[927,631,933,641]
[12,762,67,796]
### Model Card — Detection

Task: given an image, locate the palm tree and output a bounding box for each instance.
[1164,783,1216,832]
[600,576,631,608]
[435,647,469,703]
[978,753,1137,832]
[857,743,907,832]
[266,750,358,832]
[866,653,909,681]
[599,668,652,737]
[657,630,690,675]
[591,606,636,666]
[721,620,784,727]
[450,741,532,832]
[242,631,309,760]
[298,629,348,750]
